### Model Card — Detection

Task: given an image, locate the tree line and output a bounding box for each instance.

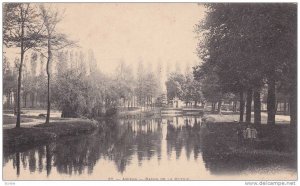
[165,72,203,107]
[52,53,162,118]
[193,4,296,129]
[3,3,74,127]
[3,3,163,128]
[4,48,163,122]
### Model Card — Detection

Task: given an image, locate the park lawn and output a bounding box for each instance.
[203,112,290,124]
[3,119,99,154]
[3,115,34,125]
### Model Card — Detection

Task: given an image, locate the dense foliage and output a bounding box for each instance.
[194,3,296,126]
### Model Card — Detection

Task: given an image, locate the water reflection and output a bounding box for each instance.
[166,116,202,160]
[3,115,296,180]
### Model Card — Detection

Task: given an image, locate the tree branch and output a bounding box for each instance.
[32,46,48,59]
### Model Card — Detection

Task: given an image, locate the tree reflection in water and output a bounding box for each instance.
[4,117,165,176]
[166,116,202,160]
[3,116,296,178]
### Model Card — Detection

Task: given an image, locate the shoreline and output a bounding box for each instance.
[3,118,100,154]
[2,108,158,154]
[3,110,295,160]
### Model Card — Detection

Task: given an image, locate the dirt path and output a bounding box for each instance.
[3,110,62,129]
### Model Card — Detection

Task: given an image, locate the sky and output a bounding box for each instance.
[4,3,207,86]
[55,3,206,75]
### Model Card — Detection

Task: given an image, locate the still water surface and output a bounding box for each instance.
[3,116,296,180]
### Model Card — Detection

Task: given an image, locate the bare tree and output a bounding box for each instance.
[3,3,44,128]
[38,5,76,124]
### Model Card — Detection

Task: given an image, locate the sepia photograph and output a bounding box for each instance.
[2,2,298,183]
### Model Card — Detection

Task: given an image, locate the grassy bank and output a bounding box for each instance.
[202,112,290,124]
[201,121,296,169]
[3,119,99,154]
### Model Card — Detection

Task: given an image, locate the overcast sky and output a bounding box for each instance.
[4,3,206,86]
[56,3,206,75]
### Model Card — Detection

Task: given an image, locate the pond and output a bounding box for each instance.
[3,115,297,180]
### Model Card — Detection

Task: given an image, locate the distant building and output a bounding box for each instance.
[170,96,185,108]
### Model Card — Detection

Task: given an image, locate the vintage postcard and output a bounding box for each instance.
[2,2,297,183]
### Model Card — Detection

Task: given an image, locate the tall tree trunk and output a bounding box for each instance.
[217,99,222,114]
[45,37,52,125]
[8,93,11,108]
[14,91,17,115]
[24,93,27,108]
[11,93,14,108]
[290,95,297,125]
[16,50,24,128]
[239,90,245,122]
[233,100,237,112]
[31,93,35,108]
[7,93,11,108]
[194,101,197,107]
[16,10,26,128]
[211,102,215,113]
[10,93,13,108]
[267,78,276,125]
[283,99,287,115]
[253,90,261,125]
[246,88,253,123]
[289,86,297,148]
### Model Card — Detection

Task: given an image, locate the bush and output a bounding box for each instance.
[105,107,118,117]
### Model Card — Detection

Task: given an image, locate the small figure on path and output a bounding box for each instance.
[250,125,258,139]
[245,125,252,139]
[243,125,258,148]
